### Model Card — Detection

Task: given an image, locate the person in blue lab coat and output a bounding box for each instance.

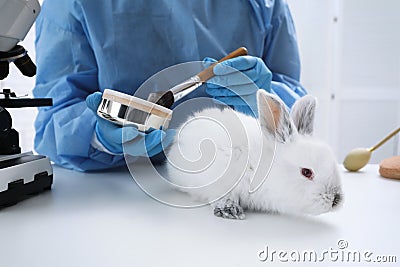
[33,0,307,171]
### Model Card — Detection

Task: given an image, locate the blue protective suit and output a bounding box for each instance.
[33,0,307,171]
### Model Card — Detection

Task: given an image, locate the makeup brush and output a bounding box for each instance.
[343,127,400,172]
[147,47,248,108]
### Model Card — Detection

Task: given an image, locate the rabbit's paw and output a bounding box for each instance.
[213,199,245,220]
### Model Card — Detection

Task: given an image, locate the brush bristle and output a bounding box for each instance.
[155,91,174,108]
[147,92,164,103]
[147,91,174,108]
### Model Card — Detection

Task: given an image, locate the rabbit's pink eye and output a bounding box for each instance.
[301,168,314,180]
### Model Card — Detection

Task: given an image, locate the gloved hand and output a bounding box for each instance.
[204,56,272,116]
[86,92,175,157]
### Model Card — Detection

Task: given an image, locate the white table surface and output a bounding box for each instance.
[0,164,399,267]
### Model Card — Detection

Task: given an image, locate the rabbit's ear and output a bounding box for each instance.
[290,95,317,136]
[257,90,296,143]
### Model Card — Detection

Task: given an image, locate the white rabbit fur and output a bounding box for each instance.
[165,90,342,219]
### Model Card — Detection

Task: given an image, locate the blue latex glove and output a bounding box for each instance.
[86,92,175,157]
[204,56,272,116]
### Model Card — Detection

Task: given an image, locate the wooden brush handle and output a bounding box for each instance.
[197,47,248,82]
[370,127,400,152]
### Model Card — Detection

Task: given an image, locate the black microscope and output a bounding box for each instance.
[0,0,53,207]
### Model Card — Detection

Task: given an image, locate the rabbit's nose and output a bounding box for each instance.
[332,193,342,208]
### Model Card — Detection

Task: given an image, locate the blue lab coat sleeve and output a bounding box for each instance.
[33,1,126,171]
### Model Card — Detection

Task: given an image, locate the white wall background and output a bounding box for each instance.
[1,0,399,163]
[288,0,400,163]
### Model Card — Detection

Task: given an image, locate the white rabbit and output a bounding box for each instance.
[165,90,342,219]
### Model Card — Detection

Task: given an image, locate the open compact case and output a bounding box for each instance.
[97,89,173,132]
